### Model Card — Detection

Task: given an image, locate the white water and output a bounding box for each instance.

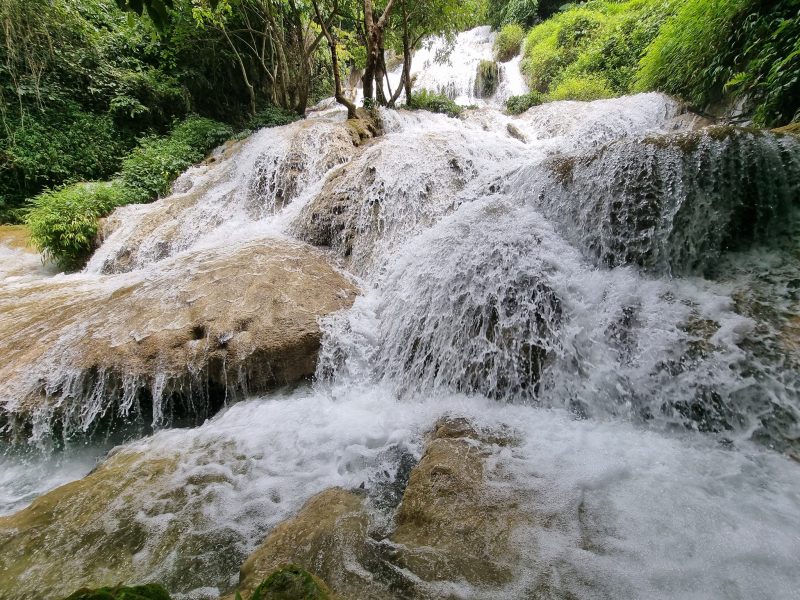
[1,26,799,600]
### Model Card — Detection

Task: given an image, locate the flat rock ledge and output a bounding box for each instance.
[0,238,358,441]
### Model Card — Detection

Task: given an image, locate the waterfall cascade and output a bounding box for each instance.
[1,27,800,600]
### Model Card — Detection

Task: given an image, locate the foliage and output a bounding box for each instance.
[519,1,672,96]
[248,106,303,130]
[26,181,135,270]
[407,90,464,117]
[0,106,132,215]
[505,90,545,114]
[64,583,171,600]
[494,23,525,61]
[26,115,231,269]
[635,0,752,107]
[120,116,232,199]
[487,0,539,28]
[636,0,800,126]
[547,73,614,101]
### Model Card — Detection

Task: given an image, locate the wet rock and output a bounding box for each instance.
[233,488,386,600]
[390,418,527,588]
[294,131,479,275]
[0,450,178,600]
[234,418,528,600]
[506,123,526,142]
[0,239,358,441]
[530,125,800,274]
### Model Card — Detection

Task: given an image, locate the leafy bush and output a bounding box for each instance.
[547,74,614,101]
[247,105,302,130]
[635,0,752,107]
[407,90,464,117]
[633,0,800,126]
[518,0,676,97]
[121,116,233,199]
[506,90,546,114]
[494,23,526,62]
[26,181,135,270]
[487,0,539,28]
[0,106,132,220]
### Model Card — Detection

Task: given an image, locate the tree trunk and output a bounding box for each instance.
[311,0,358,119]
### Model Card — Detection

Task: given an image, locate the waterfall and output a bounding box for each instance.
[1,27,800,600]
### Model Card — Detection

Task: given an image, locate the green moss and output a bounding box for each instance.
[248,565,333,600]
[494,23,525,62]
[63,584,171,600]
[474,60,501,98]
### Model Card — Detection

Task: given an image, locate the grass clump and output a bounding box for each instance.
[407,90,463,117]
[635,0,752,107]
[26,181,136,270]
[494,23,526,61]
[636,0,800,126]
[520,0,673,96]
[505,91,546,114]
[475,60,501,98]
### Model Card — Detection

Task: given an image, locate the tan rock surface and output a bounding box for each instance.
[0,238,358,438]
[232,418,531,600]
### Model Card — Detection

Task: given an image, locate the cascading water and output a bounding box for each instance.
[1,27,800,600]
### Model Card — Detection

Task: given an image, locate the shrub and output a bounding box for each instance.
[635,0,752,107]
[0,106,132,218]
[506,91,546,114]
[120,116,233,199]
[494,23,526,62]
[407,90,463,117]
[547,74,614,101]
[248,105,302,130]
[487,0,539,29]
[520,0,666,97]
[26,181,136,270]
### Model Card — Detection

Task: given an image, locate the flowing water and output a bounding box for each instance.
[1,28,800,600]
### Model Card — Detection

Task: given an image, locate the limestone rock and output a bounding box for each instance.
[0,239,358,441]
[233,488,381,600]
[0,450,178,600]
[233,418,529,600]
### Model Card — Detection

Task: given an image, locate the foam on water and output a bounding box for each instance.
[11,385,798,599]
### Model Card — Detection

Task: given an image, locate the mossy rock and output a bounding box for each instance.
[248,565,333,600]
[64,584,171,600]
[474,60,500,99]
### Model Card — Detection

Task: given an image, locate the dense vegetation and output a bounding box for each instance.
[504,0,799,126]
[2,0,798,267]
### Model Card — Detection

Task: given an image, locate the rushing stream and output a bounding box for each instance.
[1,27,800,600]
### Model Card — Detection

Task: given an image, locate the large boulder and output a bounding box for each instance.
[0,239,358,442]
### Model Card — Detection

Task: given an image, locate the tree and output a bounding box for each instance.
[388,0,480,104]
